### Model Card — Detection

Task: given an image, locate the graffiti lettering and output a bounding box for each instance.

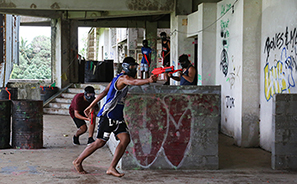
[226,96,235,108]
[264,27,297,62]
[220,4,232,16]
[264,47,296,101]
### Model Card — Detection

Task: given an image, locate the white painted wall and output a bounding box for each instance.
[216,0,243,142]
[260,0,297,151]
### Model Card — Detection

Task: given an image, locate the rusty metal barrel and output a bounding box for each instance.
[0,100,11,149]
[0,87,18,100]
[12,100,43,149]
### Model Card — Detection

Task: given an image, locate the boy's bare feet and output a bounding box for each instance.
[73,159,87,174]
[106,167,124,177]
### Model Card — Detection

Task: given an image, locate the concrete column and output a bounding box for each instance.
[170,13,194,85]
[145,21,157,71]
[241,0,261,147]
[51,18,78,88]
[197,3,217,85]
[127,28,138,59]
[69,20,79,83]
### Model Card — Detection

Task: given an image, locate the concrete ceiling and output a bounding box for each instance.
[0,0,221,28]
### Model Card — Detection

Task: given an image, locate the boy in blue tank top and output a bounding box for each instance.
[73,57,157,177]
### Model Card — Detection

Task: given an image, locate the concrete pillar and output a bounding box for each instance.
[127,28,138,59]
[69,20,79,83]
[241,0,261,147]
[51,18,78,88]
[145,21,157,71]
[197,3,217,85]
[170,13,195,85]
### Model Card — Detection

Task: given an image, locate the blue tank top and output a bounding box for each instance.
[180,66,197,85]
[141,47,151,64]
[98,73,128,120]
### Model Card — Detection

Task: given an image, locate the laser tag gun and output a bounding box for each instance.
[151,66,182,77]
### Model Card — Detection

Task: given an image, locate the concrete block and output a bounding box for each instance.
[119,85,221,170]
[274,115,297,129]
[275,128,297,143]
[275,101,297,115]
[272,155,297,170]
[272,142,297,155]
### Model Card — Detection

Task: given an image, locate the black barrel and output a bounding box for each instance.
[0,100,11,149]
[0,87,18,100]
[12,100,43,149]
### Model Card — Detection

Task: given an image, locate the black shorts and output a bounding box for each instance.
[163,56,170,67]
[96,116,129,141]
[72,117,86,128]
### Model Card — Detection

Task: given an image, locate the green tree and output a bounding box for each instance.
[11,35,51,79]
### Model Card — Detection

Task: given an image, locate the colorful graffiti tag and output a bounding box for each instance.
[264,47,296,101]
[263,26,297,101]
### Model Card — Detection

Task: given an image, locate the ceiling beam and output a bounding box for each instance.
[77,19,170,29]
[0,9,62,18]
[0,0,175,11]
[65,10,172,20]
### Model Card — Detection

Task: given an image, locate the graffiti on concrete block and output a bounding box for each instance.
[225,96,235,108]
[124,93,219,169]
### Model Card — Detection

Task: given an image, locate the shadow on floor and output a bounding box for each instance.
[219,133,271,170]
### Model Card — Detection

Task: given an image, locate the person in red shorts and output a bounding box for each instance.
[69,86,99,145]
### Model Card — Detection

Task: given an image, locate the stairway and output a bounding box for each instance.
[43,83,108,115]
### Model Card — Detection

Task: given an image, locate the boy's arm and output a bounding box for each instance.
[74,110,90,121]
[84,82,111,117]
[117,75,157,90]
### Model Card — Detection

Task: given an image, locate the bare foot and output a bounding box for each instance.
[106,167,125,177]
[73,159,87,174]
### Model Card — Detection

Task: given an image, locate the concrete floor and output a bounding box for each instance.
[0,115,296,184]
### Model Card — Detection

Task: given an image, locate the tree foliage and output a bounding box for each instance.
[11,35,51,79]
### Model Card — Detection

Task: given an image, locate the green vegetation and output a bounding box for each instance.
[11,35,51,79]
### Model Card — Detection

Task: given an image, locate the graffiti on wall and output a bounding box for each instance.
[124,93,219,169]
[226,55,241,89]
[263,26,297,101]
[264,47,296,101]
[219,3,232,77]
[225,96,235,108]
[264,26,297,62]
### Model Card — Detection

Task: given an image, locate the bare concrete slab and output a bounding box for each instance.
[0,115,296,184]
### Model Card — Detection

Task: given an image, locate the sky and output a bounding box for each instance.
[19,26,91,50]
[19,26,51,43]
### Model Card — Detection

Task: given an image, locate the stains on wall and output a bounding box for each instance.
[50,2,60,10]
[126,0,174,11]
[30,4,37,9]
[0,1,16,8]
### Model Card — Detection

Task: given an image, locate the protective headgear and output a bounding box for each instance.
[143,40,148,47]
[122,57,139,77]
[179,54,191,68]
[84,86,95,102]
[160,32,167,41]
